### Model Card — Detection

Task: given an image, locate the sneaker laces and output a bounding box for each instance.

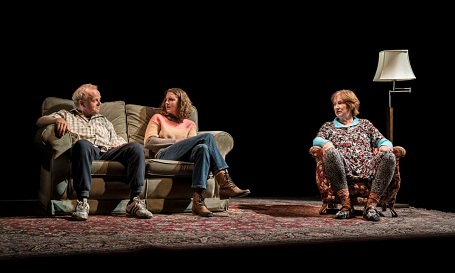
[127,197,153,218]
[72,199,89,221]
[134,198,147,210]
[76,199,89,212]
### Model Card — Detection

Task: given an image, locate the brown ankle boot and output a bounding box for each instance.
[215,170,250,198]
[192,190,213,217]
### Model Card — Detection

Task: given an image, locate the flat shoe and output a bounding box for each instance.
[363,206,383,221]
[335,206,354,219]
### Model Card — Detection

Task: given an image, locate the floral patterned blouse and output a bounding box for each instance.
[314,117,390,180]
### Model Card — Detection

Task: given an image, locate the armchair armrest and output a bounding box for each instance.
[309,145,406,159]
[198,131,234,158]
[393,146,406,158]
[309,146,323,159]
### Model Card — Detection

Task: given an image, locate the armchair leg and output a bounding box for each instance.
[381,203,399,217]
[320,203,328,215]
[389,204,398,217]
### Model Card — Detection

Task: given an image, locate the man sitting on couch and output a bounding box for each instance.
[36,83,153,221]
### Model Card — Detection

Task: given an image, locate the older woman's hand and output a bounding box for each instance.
[379,146,393,152]
[322,142,334,153]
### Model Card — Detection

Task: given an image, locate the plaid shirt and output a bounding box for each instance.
[49,109,126,152]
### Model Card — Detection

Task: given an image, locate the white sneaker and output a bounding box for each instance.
[72,198,89,221]
[126,197,153,219]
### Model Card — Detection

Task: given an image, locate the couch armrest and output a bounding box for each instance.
[36,124,76,159]
[198,131,234,158]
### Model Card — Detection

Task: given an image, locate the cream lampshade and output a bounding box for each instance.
[373,49,416,142]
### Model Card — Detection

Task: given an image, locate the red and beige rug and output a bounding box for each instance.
[1,198,455,261]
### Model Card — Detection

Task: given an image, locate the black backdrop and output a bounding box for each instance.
[6,6,453,212]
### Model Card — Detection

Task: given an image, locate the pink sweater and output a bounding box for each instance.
[144,113,197,153]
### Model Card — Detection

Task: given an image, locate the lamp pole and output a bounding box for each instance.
[387,80,411,142]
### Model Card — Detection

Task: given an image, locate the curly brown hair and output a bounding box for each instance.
[159,88,194,119]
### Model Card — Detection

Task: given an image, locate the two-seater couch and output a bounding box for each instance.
[35,97,233,215]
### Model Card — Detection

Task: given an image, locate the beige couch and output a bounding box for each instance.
[35,97,233,215]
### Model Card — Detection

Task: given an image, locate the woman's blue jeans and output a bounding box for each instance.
[156,133,228,189]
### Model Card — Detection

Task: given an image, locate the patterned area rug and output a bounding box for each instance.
[1,198,455,262]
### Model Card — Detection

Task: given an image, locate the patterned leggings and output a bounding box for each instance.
[323,147,396,196]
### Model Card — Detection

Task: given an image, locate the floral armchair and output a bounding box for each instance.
[309,146,406,217]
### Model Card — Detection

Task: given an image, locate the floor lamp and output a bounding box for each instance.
[373,49,416,143]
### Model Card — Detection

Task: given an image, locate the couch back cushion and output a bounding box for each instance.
[101,101,128,142]
[126,104,198,158]
[40,97,128,142]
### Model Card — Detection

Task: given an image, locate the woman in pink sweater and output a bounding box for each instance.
[144,88,250,217]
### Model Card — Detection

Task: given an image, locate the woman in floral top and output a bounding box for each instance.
[313,89,396,221]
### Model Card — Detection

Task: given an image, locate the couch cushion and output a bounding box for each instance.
[126,104,160,158]
[88,159,195,177]
[100,101,127,142]
[91,160,126,176]
[145,159,194,177]
[41,97,75,115]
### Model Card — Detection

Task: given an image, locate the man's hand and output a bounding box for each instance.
[55,118,70,138]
